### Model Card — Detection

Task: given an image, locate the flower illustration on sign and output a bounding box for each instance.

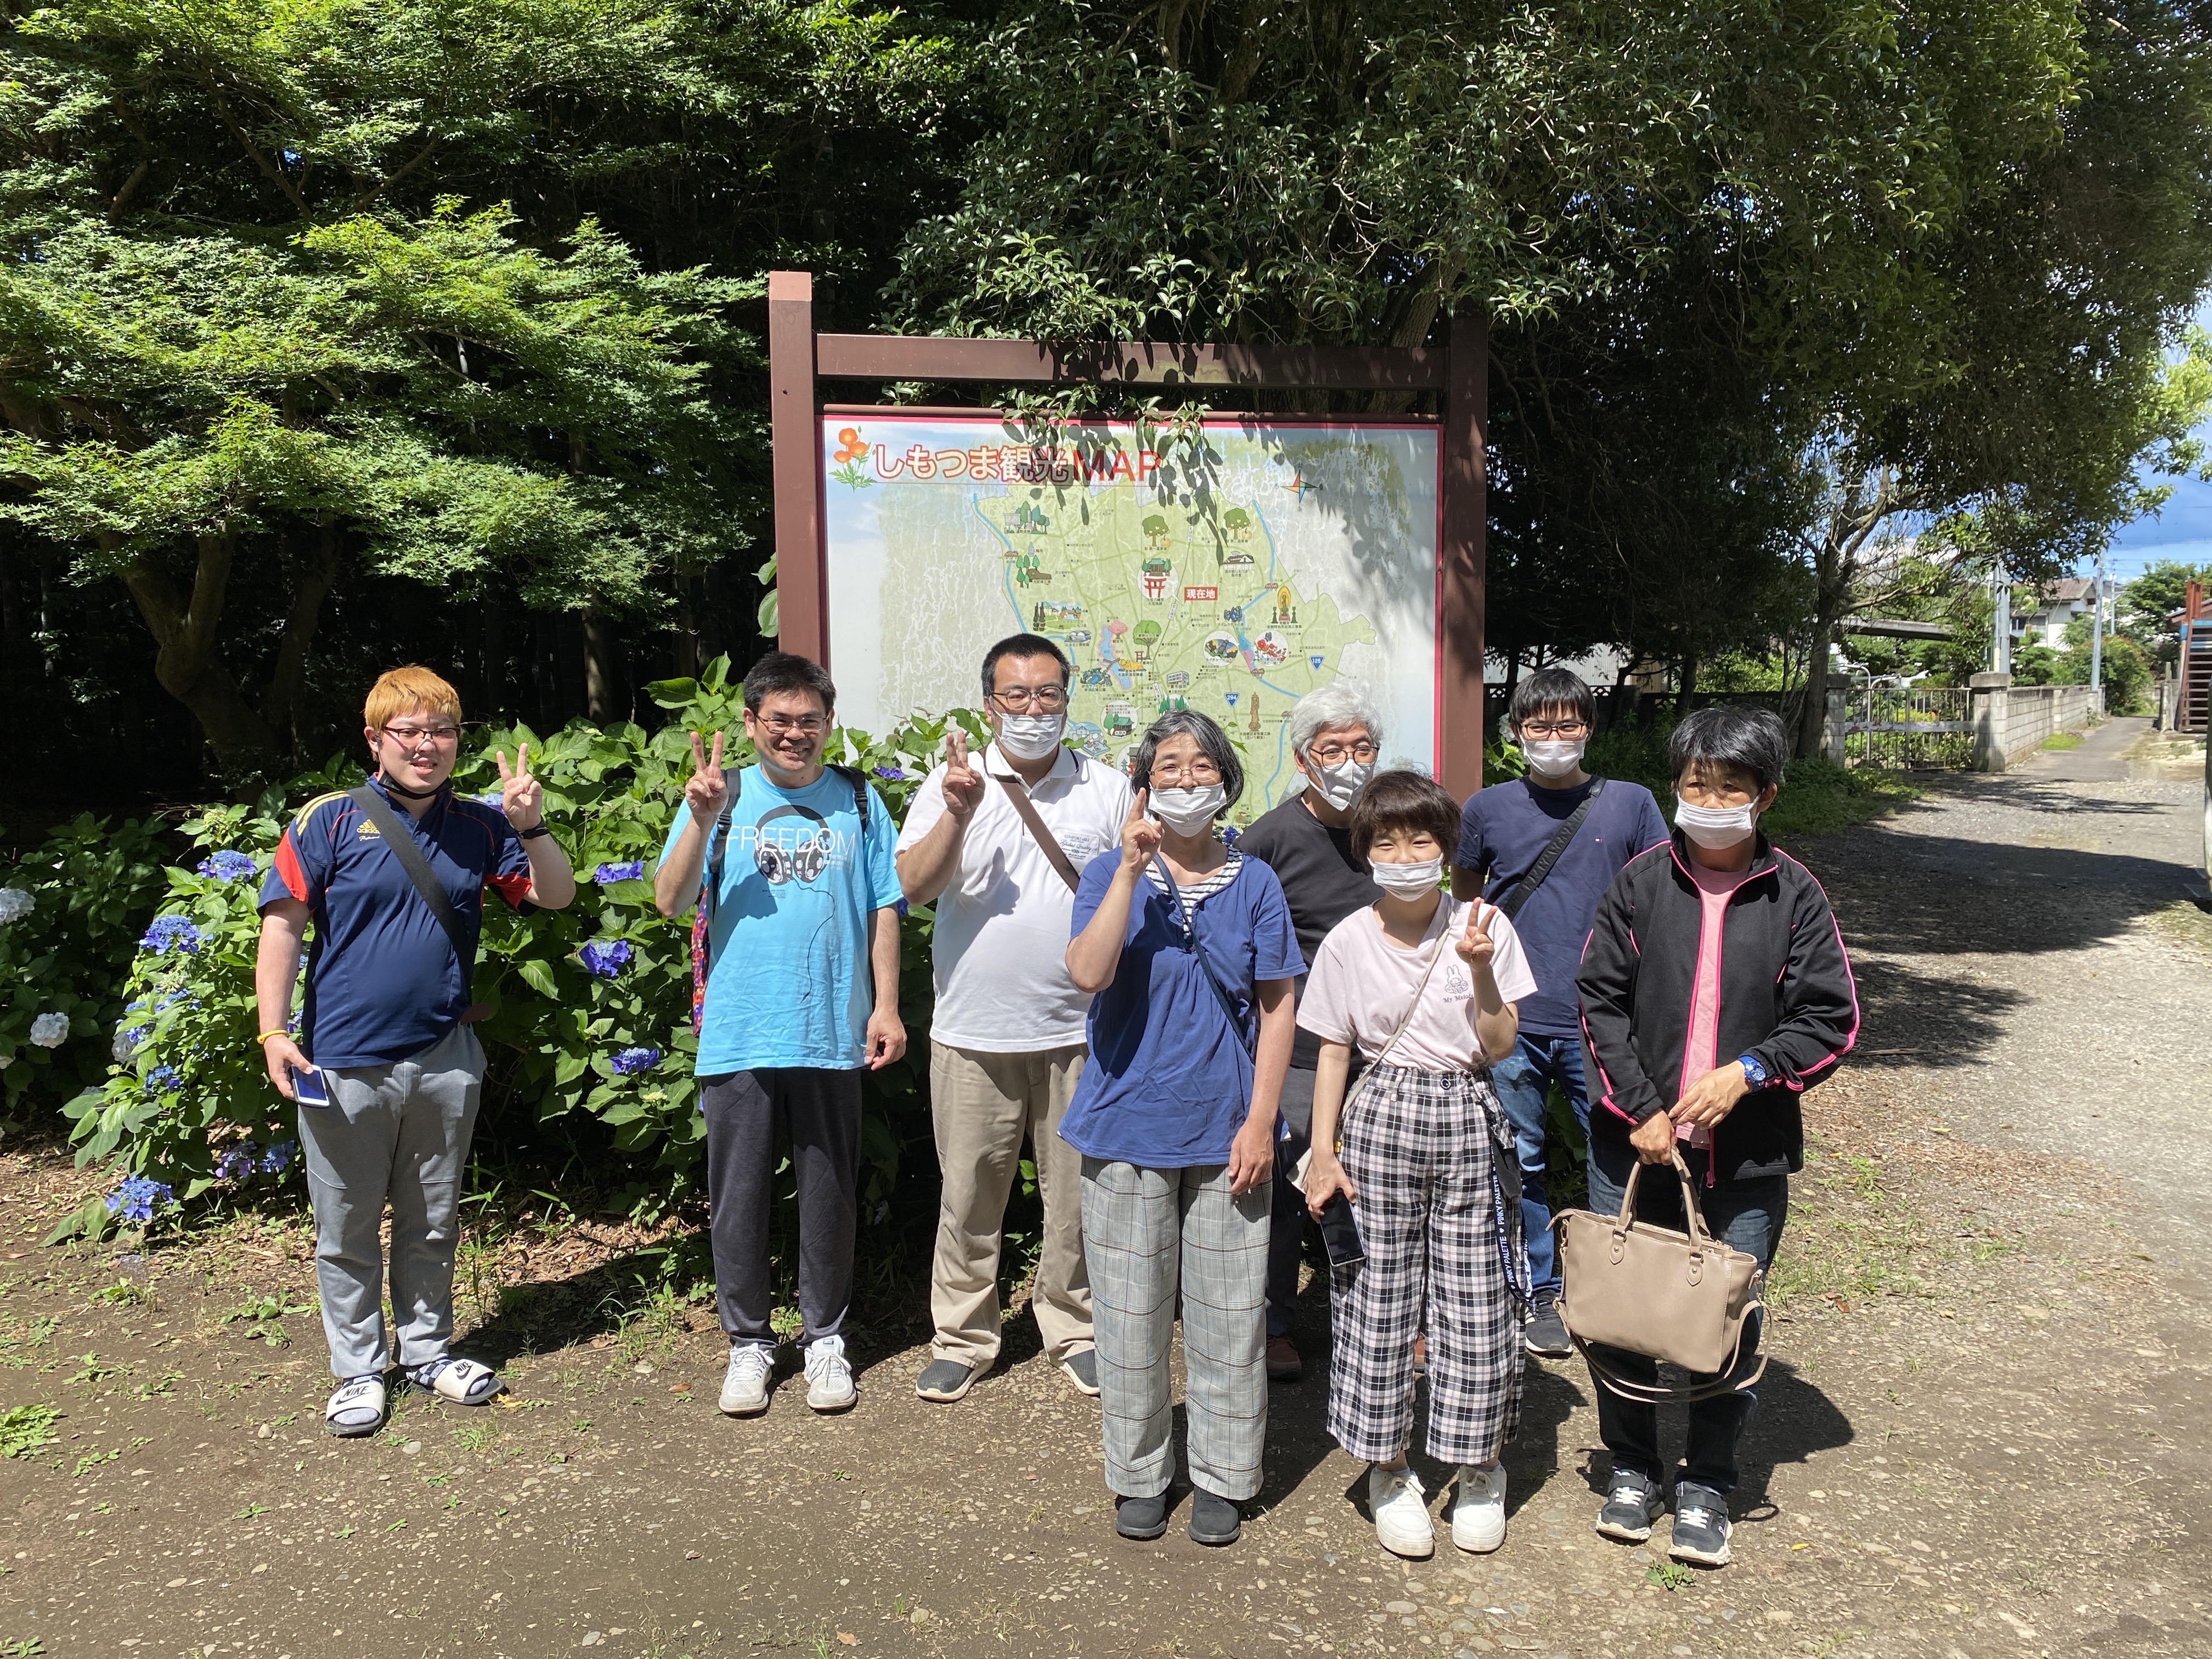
[830,426,872,490]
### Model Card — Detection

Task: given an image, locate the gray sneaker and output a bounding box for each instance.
[1060,1348,1101,1396]
[916,1358,977,1402]
[1667,1482,1733,1567]
[1593,1469,1664,1543]
[1523,1294,1573,1358]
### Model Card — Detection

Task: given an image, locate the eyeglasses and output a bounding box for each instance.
[1677,776,1756,806]
[757,715,827,737]
[1517,721,1589,740]
[1308,740,1379,765]
[1150,761,1221,786]
[381,724,460,747]
[990,687,1068,712]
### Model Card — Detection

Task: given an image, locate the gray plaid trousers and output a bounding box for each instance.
[1080,1157,1271,1501]
[1326,1064,1525,1467]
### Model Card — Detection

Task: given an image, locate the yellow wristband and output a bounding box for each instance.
[256,1030,291,1045]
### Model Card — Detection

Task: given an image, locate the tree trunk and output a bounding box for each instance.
[261,521,341,764]
[121,534,281,773]
[1797,613,1834,758]
[583,605,619,724]
[1674,654,1699,719]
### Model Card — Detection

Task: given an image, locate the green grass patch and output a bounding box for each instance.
[1767,1149,1937,1311]
[0,1403,61,1459]
[2040,731,2085,751]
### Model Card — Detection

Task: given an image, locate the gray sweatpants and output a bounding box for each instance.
[1080,1157,1271,1502]
[298,1024,484,1380]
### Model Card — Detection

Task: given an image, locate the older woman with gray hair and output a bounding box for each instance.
[1233,682,1386,1382]
[1061,709,1304,1547]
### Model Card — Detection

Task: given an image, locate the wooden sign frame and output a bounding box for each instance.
[766,269,1489,798]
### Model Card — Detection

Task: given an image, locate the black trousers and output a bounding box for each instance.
[702,1067,863,1349]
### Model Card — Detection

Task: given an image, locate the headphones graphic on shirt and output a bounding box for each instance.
[752,803,834,885]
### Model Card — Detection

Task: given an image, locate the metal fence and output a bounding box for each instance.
[1842,684,1973,770]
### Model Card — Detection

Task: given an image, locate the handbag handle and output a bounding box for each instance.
[1615,1149,1722,1252]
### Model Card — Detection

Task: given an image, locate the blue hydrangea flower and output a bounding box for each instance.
[214,1142,259,1181]
[260,1139,297,1175]
[112,1021,153,1064]
[144,1065,182,1096]
[476,791,505,806]
[609,1046,661,1075]
[579,940,633,978]
[592,861,646,885]
[871,765,905,781]
[139,916,205,956]
[195,850,258,882]
[1221,825,1241,847]
[104,1176,173,1224]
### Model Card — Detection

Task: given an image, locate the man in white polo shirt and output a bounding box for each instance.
[897,633,1134,1402]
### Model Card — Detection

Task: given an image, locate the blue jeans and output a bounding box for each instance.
[1583,1158,1787,1499]
[1487,1032,1589,1300]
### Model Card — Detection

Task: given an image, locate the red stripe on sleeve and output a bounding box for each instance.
[274,831,311,903]
[488,872,532,910]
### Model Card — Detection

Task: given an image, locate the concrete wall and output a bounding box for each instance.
[1970,679,2104,771]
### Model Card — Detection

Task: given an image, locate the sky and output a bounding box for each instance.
[2105,297,2212,584]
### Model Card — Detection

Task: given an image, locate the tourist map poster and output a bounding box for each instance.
[821,413,1442,822]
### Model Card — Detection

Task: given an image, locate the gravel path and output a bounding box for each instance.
[4,719,2211,1659]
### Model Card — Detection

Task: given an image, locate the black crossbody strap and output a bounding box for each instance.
[1153,853,1255,1058]
[348,785,476,1000]
[1495,776,1606,922]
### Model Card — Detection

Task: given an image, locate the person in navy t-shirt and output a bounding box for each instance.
[1451,669,1669,1358]
[257,667,576,1440]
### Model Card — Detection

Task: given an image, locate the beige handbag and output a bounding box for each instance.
[1554,1152,1766,1403]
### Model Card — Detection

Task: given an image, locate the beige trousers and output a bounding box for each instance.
[928,1040,1093,1367]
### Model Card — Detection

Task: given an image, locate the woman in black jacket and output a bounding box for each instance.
[1575,704,1858,1570]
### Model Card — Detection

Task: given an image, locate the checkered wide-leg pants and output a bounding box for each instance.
[1326,1063,1525,1467]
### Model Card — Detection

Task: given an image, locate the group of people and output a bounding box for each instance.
[254,642,1857,1574]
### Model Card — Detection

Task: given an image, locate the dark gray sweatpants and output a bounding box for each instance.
[701,1067,863,1351]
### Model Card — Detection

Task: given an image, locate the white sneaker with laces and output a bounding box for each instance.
[1452,1463,1508,1553]
[1369,1463,1435,1559]
[804,1334,856,1412]
[720,1345,772,1416]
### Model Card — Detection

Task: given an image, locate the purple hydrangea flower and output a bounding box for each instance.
[104,1177,173,1224]
[871,765,905,781]
[1221,825,1240,847]
[609,1046,661,1075]
[579,940,633,978]
[476,791,505,807]
[195,850,258,882]
[139,916,205,956]
[215,1142,259,1181]
[592,861,646,885]
[144,1064,181,1096]
[259,1139,297,1175]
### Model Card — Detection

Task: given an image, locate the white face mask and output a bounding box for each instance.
[1370,856,1444,898]
[1674,797,1759,849]
[1308,755,1377,811]
[996,711,1065,763]
[1149,784,1226,836]
[1520,738,1586,779]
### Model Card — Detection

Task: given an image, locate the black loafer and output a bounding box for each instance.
[1188,1488,1242,1546]
[1115,1492,1169,1541]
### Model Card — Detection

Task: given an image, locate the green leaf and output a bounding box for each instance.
[517,959,559,1000]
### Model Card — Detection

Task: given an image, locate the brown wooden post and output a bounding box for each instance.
[767,270,826,663]
[1438,309,1489,800]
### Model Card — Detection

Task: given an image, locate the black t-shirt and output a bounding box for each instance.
[1235,793,1376,1069]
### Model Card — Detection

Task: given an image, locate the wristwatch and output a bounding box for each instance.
[1737,1053,1768,1089]
[519,821,554,840]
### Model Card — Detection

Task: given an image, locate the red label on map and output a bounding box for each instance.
[1183,586,1219,601]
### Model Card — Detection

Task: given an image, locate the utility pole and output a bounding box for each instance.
[1993,566,2012,675]
[2090,548,2105,695]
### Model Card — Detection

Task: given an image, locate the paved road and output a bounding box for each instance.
[1812,715,2212,1274]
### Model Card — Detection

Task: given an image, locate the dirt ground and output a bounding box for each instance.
[3,716,2210,1659]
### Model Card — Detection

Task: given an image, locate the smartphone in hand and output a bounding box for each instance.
[290,1064,332,1108]
[1318,1192,1365,1269]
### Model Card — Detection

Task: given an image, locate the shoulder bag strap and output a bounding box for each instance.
[993,768,1080,892]
[1495,776,1605,922]
[1152,851,1256,1058]
[348,785,476,1001]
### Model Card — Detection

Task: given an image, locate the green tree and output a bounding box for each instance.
[2119,558,2212,668]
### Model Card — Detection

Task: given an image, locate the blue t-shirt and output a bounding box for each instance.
[1058,852,1305,1169]
[663,766,902,1075]
[1455,775,1671,1039]
[261,781,532,1070]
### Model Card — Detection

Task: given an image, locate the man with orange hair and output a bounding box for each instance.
[257,667,575,1438]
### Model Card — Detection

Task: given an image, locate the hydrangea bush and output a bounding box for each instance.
[52,658,981,1243]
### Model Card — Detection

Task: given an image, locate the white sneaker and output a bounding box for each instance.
[720,1345,772,1416]
[1453,1463,1507,1553]
[1369,1464,1435,1559]
[804,1335,856,1412]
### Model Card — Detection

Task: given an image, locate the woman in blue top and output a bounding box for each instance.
[1063,709,1304,1548]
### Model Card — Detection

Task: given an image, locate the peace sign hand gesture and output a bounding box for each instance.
[1454,895,1498,973]
[1119,787,1162,871]
[495,743,545,832]
[941,727,984,824]
[684,731,730,821]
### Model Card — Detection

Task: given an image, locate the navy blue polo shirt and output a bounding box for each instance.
[260,780,532,1069]
[1058,851,1305,1169]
